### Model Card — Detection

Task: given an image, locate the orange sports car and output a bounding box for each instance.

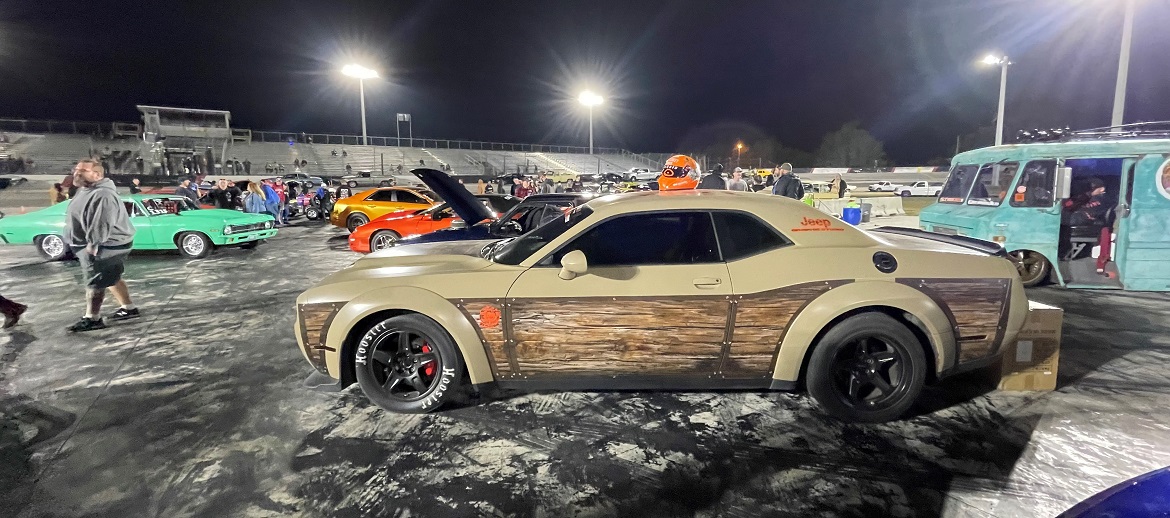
[349,193,521,253]
[330,186,443,232]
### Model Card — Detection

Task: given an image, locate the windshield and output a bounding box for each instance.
[967,162,1019,206]
[492,206,594,265]
[141,197,199,215]
[938,164,979,203]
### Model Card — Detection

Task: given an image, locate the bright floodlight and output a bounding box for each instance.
[342,64,379,79]
[578,91,603,107]
[982,55,1004,66]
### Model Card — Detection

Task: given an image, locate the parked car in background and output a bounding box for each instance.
[893,181,942,197]
[329,186,442,232]
[624,168,656,182]
[349,194,521,253]
[0,195,276,260]
[282,172,325,188]
[868,181,897,192]
[387,170,597,246]
[294,189,1028,423]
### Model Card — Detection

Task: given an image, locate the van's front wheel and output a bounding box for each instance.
[1009,250,1050,287]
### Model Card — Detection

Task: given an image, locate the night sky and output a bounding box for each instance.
[1,0,1168,164]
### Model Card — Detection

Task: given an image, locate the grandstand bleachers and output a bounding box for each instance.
[2,129,665,181]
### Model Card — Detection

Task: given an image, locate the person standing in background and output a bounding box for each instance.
[129,177,142,195]
[50,183,69,204]
[727,169,749,191]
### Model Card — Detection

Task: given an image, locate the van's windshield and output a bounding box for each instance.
[967,162,1019,206]
[938,165,979,203]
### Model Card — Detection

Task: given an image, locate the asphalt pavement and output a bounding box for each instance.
[1,220,1168,517]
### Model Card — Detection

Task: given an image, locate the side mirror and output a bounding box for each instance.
[559,250,588,280]
[450,219,467,230]
[1055,166,1073,200]
[431,212,444,221]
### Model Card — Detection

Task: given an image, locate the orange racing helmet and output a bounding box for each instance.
[658,155,700,191]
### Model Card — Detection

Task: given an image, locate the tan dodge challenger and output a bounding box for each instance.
[296,174,1028,423]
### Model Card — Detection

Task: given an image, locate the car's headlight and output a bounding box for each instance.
[264,220,274,229]
[224,225,235,235]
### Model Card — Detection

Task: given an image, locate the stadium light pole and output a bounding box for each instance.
[736,142,744,167]
[981,54,1011,146]
[342,64,379,145]
[1111,0,1136,128]
[578,91,603,154]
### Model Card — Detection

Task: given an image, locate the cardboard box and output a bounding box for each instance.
[998,301,1063,391]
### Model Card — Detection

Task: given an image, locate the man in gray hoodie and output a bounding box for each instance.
[64,159,140,332]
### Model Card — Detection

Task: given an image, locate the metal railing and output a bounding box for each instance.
[248,130,628,155]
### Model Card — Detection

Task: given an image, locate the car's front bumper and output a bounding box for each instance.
[213,228,277,246]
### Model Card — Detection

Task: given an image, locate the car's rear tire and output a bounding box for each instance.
[378,180,391,187]
[346,213,369,232]
[806,312,926,423]
[305,206,321,220]
[369,230,401,252]
[177,232,213,259]
[347,180,358,188]
[353,314,465,413]
[35,234,69,261]
[1009,249,1051,288]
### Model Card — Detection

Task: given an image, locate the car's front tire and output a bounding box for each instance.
[35,234,69,261]
[240,240,260,250]
[346,213,369,232]
[353,314,465,413]
[900,190,912,197]
[369,230,400,252]
[177,232,213,259]
[806,312,926,423]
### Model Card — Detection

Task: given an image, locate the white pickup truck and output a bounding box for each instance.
[893,181,942,197]
[868,181,897,192]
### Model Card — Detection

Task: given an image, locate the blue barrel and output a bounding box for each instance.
[842,207,862,225]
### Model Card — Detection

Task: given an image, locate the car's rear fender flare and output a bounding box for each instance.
[325,286,493,385]
[770,280,956,383]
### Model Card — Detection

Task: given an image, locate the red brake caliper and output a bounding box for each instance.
[421,343,435,376]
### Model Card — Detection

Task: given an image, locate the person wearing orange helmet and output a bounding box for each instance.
[657,154,701,191]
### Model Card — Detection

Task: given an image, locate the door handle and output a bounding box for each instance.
[693,277,722,289]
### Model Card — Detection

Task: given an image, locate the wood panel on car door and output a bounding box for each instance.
[502,263,733,381]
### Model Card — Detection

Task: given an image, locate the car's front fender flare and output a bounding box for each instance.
[770,280,956,383]
[324,286,494,385]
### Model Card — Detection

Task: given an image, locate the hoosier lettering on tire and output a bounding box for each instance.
[353,314,465,413]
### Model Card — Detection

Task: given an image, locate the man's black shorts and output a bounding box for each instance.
[75,244,132,289]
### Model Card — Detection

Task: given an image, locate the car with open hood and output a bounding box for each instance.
[375,168,596,248]
[348,193,521,253]
[294,189,1029,423]
[0,194,277,260]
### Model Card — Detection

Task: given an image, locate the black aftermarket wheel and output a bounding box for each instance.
[346,213,369,232]
[806,313,926,423]
[354,314,465,413]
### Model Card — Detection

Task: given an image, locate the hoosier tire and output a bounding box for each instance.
[353,314,465,413]
[806,312,926,423]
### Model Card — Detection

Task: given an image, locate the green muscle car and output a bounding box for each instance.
[0,195,277,260]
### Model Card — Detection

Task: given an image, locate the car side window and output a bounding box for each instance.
[396,190,427,205]
[123,201,144,217]
[712,211,791,260]
[552,212,720,266]
[365,190,395,202]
